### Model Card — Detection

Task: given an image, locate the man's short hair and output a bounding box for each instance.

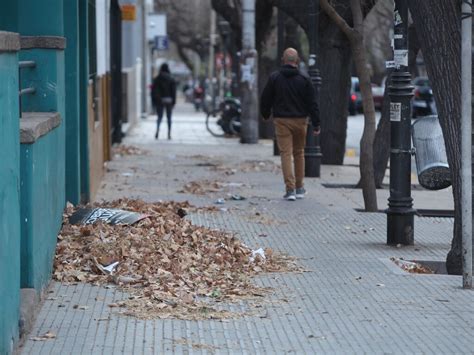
[282,48,299,65]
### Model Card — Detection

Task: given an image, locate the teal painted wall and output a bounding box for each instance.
[0,51,20,355]
[20,125,65,290]
[19,49,66,291]
[0,1,69,352]
[0,0,63,35]
[0,1,18,32]
[79,0,90,203]
[19,49,65,114]
[64,0,82,205]
[18,0,63,36]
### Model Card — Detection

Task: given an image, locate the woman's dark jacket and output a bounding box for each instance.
[151,72,177,107]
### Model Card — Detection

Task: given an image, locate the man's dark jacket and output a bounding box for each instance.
[260,65,320,128]
[151,72,176,107]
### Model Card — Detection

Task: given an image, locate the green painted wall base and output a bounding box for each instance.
[20,123,65,291]
[0,48,20,355]
[19,48,66,292]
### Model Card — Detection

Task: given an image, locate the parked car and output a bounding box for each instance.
[348,77,362,115]
[371,83,384,111]
[412,77,437,118]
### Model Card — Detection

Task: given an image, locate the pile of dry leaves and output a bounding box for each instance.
[54,199,300,320]
[112,144,148,157]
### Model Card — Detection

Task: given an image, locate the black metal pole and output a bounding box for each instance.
[222,33,228,95]
[110,0,123,144]
[305,0,322,177]
[386,0,415,245]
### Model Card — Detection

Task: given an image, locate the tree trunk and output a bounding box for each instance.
[284,16,304,58]
[372,72,392,188]
[319,23,352,164]
[177,47,195,73]
[350,1,378,212]
[408,24,421,78]
[410,0,462,274]
[320,0,378,211]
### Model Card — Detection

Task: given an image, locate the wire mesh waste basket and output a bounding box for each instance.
[411,115,451,190]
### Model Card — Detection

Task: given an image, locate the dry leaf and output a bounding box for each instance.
[31,331,56,341]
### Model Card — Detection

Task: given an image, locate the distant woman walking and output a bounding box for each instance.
[151,63,177,140]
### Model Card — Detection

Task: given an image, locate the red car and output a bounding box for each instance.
[371,83,384,111]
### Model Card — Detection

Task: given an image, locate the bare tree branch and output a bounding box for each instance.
[320,0,354,38]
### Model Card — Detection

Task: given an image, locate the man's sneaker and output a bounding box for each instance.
[283,190,296,201]
[296,187,306,199]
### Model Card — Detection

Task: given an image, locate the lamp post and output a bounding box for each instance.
[110,0,123,144]
[208,10,217,111]
[305,0,322,177]
[386,0,415,245]
[240,0,259,144]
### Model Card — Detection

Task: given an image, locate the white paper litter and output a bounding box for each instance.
[250,248,266,263]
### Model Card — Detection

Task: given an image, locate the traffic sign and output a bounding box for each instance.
[154,36,169,51]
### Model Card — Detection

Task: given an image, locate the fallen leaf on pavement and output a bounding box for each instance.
[112,145,148,156]
[30,331,56,341]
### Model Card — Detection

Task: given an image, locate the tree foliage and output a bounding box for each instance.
[155,0,212,70]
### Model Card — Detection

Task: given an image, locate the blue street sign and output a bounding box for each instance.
[154,36,169,51]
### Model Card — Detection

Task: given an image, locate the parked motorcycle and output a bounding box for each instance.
[206,97,241,137]
[193,86,204,112]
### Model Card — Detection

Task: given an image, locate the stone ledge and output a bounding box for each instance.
[0,31,20,52]
[21,36,66,50]
[20,112,61,144]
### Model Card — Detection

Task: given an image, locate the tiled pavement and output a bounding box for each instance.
[21,104,473,354]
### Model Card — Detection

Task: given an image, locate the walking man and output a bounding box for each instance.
[260,48,320,201]
[151,63,177,140]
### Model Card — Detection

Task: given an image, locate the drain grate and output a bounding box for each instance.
[381,258,450,275]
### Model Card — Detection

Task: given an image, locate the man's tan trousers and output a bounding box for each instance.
[274,118,308,191]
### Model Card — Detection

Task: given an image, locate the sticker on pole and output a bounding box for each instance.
[394,10,402,26]
[385,60,396,69]
[390,102,402,122]
[394,50,408,67]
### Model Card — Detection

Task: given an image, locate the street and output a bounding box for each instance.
[346,113,381,155]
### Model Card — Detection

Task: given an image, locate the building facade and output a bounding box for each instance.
[0,1,150,353]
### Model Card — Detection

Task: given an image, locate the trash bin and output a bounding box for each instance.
[411,115,451,190]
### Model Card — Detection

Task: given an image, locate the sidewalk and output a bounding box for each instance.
[21,103,472,354]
